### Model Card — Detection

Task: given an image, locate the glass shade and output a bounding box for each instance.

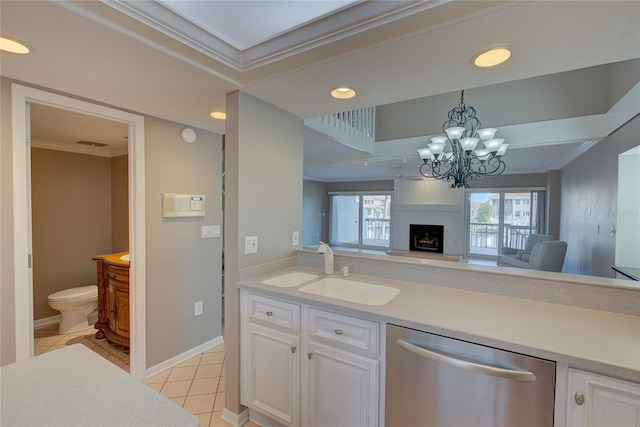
[474,149,490,161]
[430,135,448,145]
[418,147,434,160]
[459,137,479,152]
[484,138,504,153]
[496,143,509,156]
[445,127,465,140]
[428,141,446,156]
[477,128,497,141]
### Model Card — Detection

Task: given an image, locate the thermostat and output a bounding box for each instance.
[163,193,205,217]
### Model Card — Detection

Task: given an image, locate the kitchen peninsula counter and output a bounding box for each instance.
[238,262,640,383]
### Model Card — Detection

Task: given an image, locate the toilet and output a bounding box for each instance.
[47,285,99,334]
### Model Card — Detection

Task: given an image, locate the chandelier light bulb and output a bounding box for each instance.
[477,128,497,141]
[418,147,433,160]
[460,137,479,152]
[484,138,505,153]
[445,127,465,140]
[497,143,509,156]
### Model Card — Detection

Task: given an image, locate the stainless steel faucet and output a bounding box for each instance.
[317,241,334,274]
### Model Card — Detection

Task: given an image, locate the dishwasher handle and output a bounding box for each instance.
[396,339,537,382]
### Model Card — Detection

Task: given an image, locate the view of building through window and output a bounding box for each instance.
[467,191,545,257]
[330,193,391,248]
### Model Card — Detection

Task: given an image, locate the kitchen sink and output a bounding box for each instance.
[262,271,319,287]
[298,277,400,306]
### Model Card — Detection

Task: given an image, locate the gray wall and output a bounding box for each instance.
[111,154,129,252]
[224,91,304,414]
[145,116,223,367]
[303,179,328,246]
[560,114,639,277]
[31,148,113,320]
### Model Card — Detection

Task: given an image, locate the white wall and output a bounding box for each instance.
[615,147,640,267]
[391,180,464,254]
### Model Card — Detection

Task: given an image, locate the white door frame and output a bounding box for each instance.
[11,83,147,379]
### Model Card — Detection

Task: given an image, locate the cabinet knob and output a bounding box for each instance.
[291,346,296,354]
[307,352,313,360]
[334,329,344,335]
[265,311,273,316]
[575,391,585,406]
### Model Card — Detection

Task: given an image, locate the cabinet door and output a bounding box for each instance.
[306,340,379,427]
[113,288,130,336]
[568,368,640,426]
[243,322,300,426]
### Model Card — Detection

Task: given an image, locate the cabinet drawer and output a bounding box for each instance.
[247,293,300,333]
[308,308,379,356]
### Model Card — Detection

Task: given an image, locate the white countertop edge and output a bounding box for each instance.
[238,266,640,383]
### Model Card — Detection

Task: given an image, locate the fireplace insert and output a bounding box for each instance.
[409,224,444,253]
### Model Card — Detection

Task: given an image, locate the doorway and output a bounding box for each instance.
[11,84,147,379]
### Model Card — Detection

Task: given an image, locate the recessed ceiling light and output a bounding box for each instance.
[473,47,511,68]
[0,36,31,54]
[210,111,226,120]
[331,87,357,99]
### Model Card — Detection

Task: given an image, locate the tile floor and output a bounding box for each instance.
[34,323,258,427]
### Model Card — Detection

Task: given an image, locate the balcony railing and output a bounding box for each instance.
[364,218,390,247]
[469,222,535,256]
[304,107,376,153]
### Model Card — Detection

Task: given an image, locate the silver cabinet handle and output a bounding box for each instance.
[575,392,585,406]
[334,329,344,335]
[265,311,273,316]
[396,339,536,382]
[291,346,297,354]
[307,352,313,360]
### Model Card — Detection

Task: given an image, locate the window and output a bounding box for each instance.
[465,189,546,258]
[330,193,392,249]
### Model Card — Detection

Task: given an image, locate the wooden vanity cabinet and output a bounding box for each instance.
[94,252,130,348]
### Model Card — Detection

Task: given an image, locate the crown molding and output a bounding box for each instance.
[98,0,445,72]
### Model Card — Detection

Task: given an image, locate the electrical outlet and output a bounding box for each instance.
[245,236,258,254]
[292,231,299,246]
[194,301,203,316]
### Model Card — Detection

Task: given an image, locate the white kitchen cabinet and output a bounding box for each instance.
[241,291,381,427]
[567,368,640,426]
[306,341,379,427]
[241,293,301,426]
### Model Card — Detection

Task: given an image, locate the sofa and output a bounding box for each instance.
[498,240,568,272]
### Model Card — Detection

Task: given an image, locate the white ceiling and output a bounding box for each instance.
[2,1,639,182]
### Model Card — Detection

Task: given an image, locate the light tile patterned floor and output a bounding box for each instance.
[34,324,258,427]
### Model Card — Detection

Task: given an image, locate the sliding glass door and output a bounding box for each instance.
[330,193,391,249]
[466,190,545,258]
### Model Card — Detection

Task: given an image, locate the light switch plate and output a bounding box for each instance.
[194,301,203,316]
[292,231,299,246]
[245,236,258,254]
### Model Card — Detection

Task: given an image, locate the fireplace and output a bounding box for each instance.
[409,224,444,253]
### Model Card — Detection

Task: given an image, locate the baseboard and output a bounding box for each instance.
[145,335,224,378]
[221,408,248,427]
[34,315,61,328]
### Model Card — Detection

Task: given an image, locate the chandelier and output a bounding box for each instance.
[418,90,508,188]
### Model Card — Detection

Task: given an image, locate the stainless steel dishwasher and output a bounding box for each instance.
[386,324,555,426]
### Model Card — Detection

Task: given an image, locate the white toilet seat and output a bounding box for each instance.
[48,285,98,302]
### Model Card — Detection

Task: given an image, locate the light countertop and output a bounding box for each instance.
[0,345,199,426]
[238,266,640,383]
